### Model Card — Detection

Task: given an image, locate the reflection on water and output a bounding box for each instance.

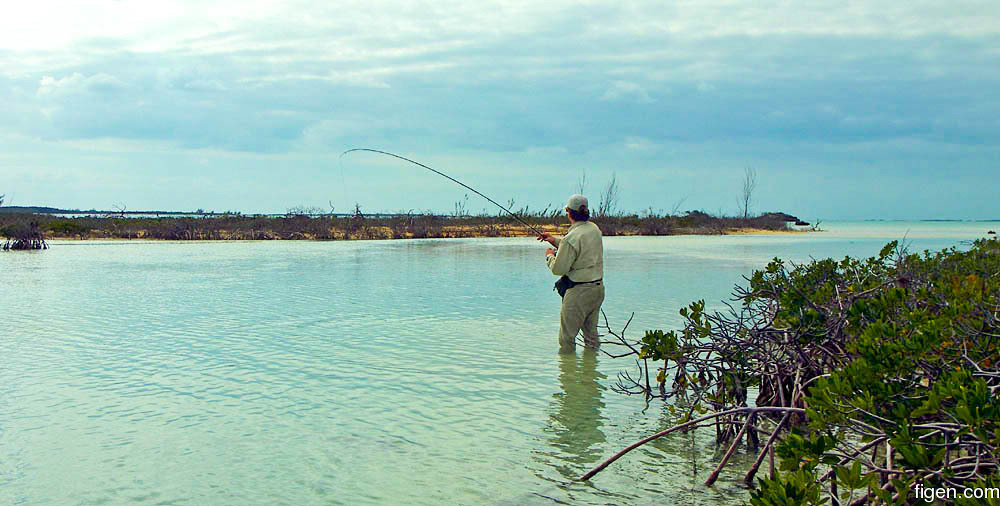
[545,351,607,478]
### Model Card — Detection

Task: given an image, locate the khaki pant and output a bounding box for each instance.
[559,282,605,352]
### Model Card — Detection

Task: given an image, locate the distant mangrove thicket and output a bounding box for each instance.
[589,238,1000,505]
[0,208,801,242]
[0,220,47,250]
[0,194,48,250]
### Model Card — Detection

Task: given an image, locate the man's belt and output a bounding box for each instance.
[554,276,602,298]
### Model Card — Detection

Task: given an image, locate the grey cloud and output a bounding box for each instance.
[0,3,995,218]
[1,1,998,219]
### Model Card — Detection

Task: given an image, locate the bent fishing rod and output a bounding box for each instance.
[340,148,546,237]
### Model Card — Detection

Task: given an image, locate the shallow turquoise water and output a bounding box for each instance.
[1,222,992,505]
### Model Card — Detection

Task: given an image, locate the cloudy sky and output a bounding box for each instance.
[1,0,997,219]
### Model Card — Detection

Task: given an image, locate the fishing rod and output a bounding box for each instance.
[340,148,546,237]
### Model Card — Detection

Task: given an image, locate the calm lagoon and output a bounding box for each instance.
[1,221,993,505]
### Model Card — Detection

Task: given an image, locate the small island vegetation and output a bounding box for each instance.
[2,169,808,244]
[0,208,804,242]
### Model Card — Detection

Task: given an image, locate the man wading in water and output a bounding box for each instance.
[538,194,605,353]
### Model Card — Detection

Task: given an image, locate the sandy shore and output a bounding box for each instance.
[726,227,813,235]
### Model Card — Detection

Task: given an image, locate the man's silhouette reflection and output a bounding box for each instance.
[545,350,607,478]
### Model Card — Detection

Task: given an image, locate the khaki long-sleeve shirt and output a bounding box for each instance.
[545,221,604,282]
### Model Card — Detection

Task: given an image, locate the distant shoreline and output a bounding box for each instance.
[1,211,807,242]
[39,224,811,241]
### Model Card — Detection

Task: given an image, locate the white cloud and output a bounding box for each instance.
[624,136,658,151]
[300,119,356,148]
[182,79,227,91]
[83,73,127,93]
[36,72,127,98]
[36,73,84,97]
[298,117,405,150]
[601,81,653,103]
[5,1,995,73]
[696,82,716,92]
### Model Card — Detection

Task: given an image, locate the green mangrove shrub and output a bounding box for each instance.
[590,239,1000,505]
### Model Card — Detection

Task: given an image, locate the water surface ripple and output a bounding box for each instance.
[1,222,989,504]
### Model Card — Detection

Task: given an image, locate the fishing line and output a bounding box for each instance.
[339,148,546,237]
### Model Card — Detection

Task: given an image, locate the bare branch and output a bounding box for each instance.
[740,167,758,219]
[580,407,806,481]
[597,172,620,218]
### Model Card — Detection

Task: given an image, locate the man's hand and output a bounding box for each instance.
[537,232,558,247]
[545,248,556,257]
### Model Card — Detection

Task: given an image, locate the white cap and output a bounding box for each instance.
[566,194,588,211]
